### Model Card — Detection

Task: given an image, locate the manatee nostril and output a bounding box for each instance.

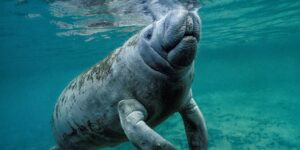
[186,15,193,34]
[184,13,200,40]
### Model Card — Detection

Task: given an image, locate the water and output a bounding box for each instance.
[1,0,300,149]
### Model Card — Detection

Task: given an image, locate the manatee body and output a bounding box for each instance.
[52,9,207,150]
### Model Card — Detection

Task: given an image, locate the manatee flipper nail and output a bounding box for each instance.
[179,98,208,150]
[118,99,176,150]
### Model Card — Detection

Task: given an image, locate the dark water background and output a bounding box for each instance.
[0,0,300,149]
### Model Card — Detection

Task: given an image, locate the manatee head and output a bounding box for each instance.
[138,9,200,75]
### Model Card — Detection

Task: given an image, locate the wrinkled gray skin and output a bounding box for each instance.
[52,9,207,150]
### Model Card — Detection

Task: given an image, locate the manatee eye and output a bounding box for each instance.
[144,24,154,40]
[145,31,152,40]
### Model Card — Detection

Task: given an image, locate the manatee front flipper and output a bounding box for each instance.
[118,99,176,150]
[179,98,208,150]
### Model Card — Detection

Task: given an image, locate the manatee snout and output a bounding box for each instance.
[164,10,200,68]
[144,9,200,70]
[163,10,200,51]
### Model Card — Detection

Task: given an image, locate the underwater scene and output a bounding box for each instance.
[1,0,300,149]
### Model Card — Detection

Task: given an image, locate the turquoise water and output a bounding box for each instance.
[1,0,300,149]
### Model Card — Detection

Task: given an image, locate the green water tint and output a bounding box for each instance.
[0,0,300,149]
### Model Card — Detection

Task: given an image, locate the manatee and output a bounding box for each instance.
[51,9,207,150]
